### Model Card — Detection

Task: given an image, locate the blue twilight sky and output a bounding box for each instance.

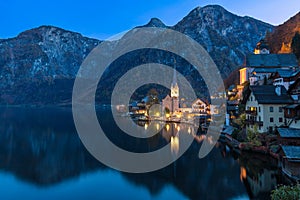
[1,0,300,40]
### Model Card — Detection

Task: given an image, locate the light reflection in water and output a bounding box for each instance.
[240,167,247,182]
[0,107,287,200]
[171,135,179,155]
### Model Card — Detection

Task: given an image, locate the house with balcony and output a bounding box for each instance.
[244,85,293,133]
[283,104,300,129]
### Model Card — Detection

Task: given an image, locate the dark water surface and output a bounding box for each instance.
[0,107,288,200]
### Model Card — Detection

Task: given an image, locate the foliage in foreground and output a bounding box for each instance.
[246,124,262,146]
[271,184,300,200]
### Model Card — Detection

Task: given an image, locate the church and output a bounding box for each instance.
[162,68,180,113]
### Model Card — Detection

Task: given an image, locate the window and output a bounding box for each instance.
[250,96,253,101]
[270,117,274,123]
[279,117,283,123]
[258,107,261,112]
[259,116,261,121]
[279,107,283,112]
[270,106,273,112]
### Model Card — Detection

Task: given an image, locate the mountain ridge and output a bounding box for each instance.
[266,11,300,54]
[0,5,292,105]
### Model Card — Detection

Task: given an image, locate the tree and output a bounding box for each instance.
[235,113,246,128]
[271,184,300,200]
[291,32,300,60]
[247,124,262,146]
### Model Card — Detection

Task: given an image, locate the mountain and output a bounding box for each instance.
[0,5,275,105]
[144,17,167,28]
[173,5,273,77]
[0,26,100,104]
[266,11,300,53]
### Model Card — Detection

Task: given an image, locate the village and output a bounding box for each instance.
[120,38,300,183]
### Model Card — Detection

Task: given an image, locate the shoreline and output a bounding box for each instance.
[224,136,299,183]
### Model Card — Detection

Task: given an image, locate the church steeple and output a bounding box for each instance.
[171,67,179,98]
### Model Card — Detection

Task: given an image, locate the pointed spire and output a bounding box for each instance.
[172,66,177,85]
[171,64,179,98]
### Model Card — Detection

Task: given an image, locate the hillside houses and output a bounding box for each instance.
[238,39,300,133]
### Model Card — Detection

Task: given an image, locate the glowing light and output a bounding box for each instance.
[177,126,180,131]
[240,167,247,182]
[171,136,179,155]
[156,123,160,131]
[188,127,191,134]
[166,124,170,131]
[144,124,148,130]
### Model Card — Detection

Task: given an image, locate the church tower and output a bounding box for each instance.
[171,67,179,98]
[170,67,179,112]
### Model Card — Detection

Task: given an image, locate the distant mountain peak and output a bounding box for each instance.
[17,25,85,39]
[144,17,166,28]
[189,4,233,17]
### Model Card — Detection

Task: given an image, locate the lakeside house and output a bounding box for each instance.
[243,85,293,133]
[281,145,300,181]
[276,128,300,146]
[283,104,300,128]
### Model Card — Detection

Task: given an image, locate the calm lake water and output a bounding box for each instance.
[0,107,289,200]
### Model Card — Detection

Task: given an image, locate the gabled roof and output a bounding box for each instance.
[192,98,207,105]
[249,85,293,104]
[288,78,300,93]
[276,69,300,78]
[254,68,300,78]
[282,146,300,160]
[246,54,298,68]
[277,128,300,138]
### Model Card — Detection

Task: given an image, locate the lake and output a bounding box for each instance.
[0,107,289,200]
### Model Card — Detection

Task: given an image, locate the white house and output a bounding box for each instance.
[244,85,293,133]
[191,99,208,114]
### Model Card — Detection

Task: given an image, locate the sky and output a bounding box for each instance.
[1,0,300,40]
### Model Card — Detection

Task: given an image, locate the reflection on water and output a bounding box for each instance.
[238,152,290,199]
[0,107,288,199]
